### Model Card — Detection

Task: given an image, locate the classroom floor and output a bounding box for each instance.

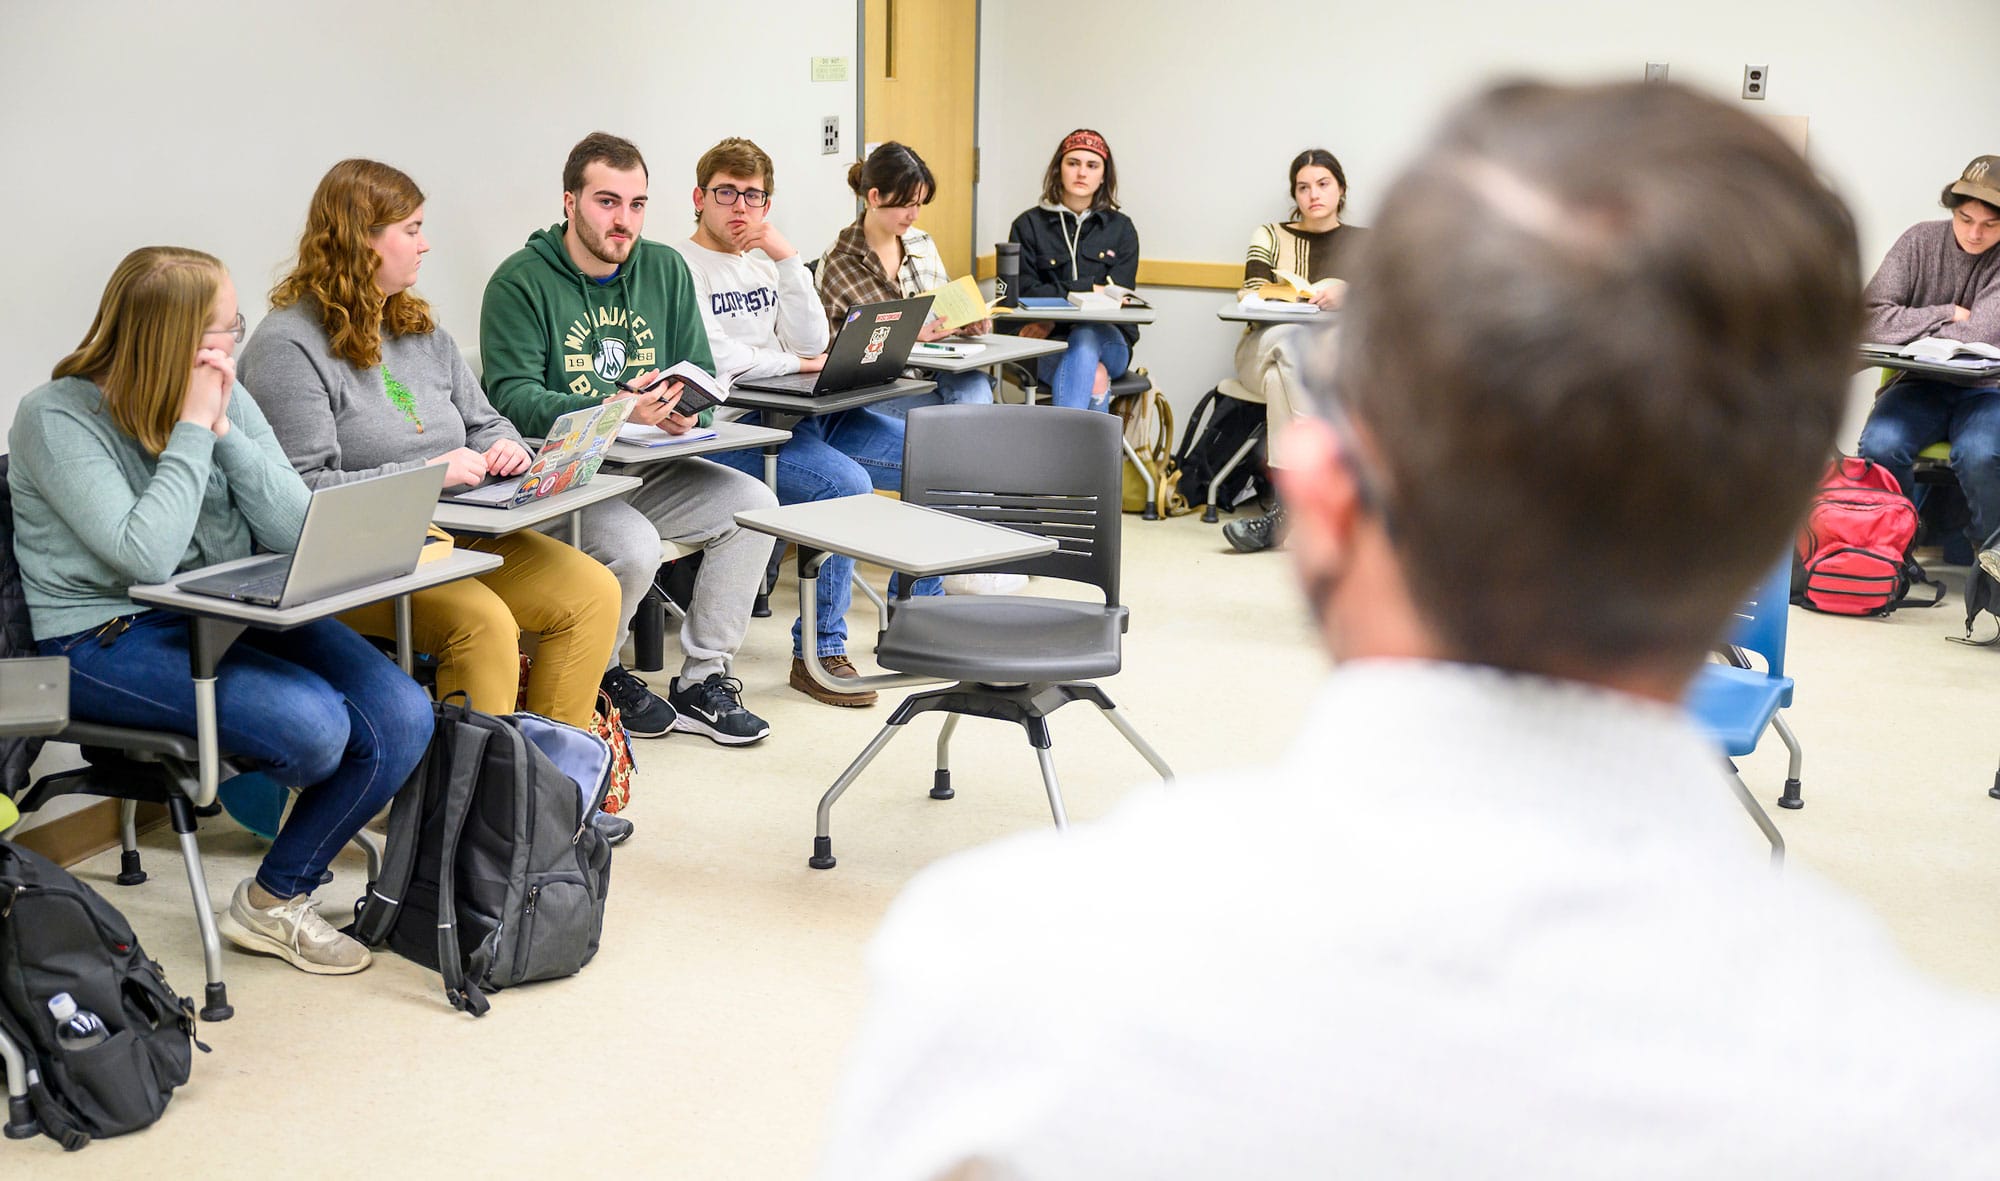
[23,508,2000,1177]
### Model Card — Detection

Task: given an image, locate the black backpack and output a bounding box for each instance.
[0,840,204,1150]
[1173,388,1270,511]
[350,698,614,1017]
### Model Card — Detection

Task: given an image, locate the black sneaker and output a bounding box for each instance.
[590,811,634,847]
[1223,506,1288,553]
[668,673,771,746]
[601,666,676,738]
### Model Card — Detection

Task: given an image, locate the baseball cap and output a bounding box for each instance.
[1949,155,2000,208]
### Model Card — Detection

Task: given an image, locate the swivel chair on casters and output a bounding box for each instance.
[807,403,1173,869]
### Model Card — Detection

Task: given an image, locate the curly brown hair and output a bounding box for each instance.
[270,159,434,369]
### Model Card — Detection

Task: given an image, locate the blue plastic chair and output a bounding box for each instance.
[1685,561,1800,866]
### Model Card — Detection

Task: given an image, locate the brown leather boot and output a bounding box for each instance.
[790,654,879,707]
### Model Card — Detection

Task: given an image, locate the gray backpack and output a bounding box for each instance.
[350,700,614,1017]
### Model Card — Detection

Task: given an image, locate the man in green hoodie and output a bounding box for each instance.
[481,131,778,747]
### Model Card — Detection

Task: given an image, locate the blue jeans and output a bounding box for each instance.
[1858,378,2000,546]
[41,612,435,898]
[712,409,940,657]
[879,369,995,420]
[1038,323,1131,411]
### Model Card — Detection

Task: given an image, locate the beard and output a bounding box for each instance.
[577,220,636,267]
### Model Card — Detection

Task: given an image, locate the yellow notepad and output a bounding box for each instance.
[920,275,1004,331]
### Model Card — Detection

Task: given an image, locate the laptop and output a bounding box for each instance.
[733,295,934,396]
[177,464,448,608]
[440,399,634,508]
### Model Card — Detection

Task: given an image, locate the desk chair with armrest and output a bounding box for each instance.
[0,455,380,1022]
[1684,560,1800,868]
[803,403,1173,869]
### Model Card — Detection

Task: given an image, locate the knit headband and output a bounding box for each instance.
[1060,129,1111,164]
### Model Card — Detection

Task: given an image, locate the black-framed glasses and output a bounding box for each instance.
[705,185,769,208]
[204,311,245,344]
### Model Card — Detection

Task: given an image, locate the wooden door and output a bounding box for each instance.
[862,0,979,276]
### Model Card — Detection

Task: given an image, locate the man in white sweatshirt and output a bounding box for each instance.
[672,138,933,708]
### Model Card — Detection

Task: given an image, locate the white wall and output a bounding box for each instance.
[0,0,861,427]
[0,0,860,830]
[978,0,2000,426]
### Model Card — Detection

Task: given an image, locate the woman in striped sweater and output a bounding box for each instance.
[1223,149,1369,552]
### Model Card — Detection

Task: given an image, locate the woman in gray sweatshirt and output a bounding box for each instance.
[10,245,434,975]
[239,160,622,730]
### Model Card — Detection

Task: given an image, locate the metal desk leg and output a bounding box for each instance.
[754,439,786,619]
[188,617,248,810]
[393,594,414,675]
[568,509,584,546]
[796,548,938,696]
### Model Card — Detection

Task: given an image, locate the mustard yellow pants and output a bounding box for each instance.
[341,530,619,727]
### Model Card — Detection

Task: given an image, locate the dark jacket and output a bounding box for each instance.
[1008,204,1142,345]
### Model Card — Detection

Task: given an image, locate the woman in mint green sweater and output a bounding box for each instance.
[9,246,434,977]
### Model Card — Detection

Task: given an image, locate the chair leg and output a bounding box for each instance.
[810,719,911,870]
[1723,767,1785,870]
[1772,713,1804,810]
[1205,427,1265,524]
[165,795,233,1021]
[1094,703,1175,784]
[852,571,890,636]
[1122,437,1160,521]
[349,829,383,885]
[1032,746,1070,831]
[0,1024,37,1140]
[932,714,961,800]
[116,798,147,885]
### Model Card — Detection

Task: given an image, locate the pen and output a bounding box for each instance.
[615,375,670,395]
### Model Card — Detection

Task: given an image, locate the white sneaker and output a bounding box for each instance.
[1980,547,2000,583]
[943,572,1029,595]
[218,878,372,975]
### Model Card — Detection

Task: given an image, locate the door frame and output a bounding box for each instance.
[854,0,982,271]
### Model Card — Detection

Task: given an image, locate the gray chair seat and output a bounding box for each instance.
[877,597,1127,682]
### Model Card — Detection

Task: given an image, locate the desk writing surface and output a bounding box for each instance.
[1861,351,2000,383]
[736,495,1058,577]
[599,420,792,466]
[994,304,1154,325]
[0,657,69,737]
[131,549,503,629]
[432,473,641,536]
[910,334,1068,373]
[726,377,935,419]
[1217,304,1332,325]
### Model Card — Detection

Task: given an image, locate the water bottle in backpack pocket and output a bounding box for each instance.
[1792,455,1944,616]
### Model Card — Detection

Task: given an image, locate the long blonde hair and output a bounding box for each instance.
[269,159,435,369]
[52,246,224,455]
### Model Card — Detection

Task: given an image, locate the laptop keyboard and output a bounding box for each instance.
[232,569,290,600]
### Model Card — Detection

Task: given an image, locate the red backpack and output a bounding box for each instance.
[1792,456,1943,616]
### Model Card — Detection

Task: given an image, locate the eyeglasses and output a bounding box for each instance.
[204,311,245,344]
[1308,371,1395,537]
[705,185,769,208]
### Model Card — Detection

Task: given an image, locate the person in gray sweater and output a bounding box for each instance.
[1857,154,2000,575]
[11,246,434,975]
[239,160,624,739]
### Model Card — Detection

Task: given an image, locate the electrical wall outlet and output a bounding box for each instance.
[1742,65,1768,100]
[1644,62,1669,84]
[821,115,840,156]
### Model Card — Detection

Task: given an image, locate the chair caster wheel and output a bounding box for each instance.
[809,836,836,870]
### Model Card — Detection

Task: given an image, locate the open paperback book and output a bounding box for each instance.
[1249,269,1337,303]
[1863,337,2000,364]
[615,360,726,446]
[919,275,1006,331]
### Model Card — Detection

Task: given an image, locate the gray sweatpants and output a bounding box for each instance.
[554,457,777,688]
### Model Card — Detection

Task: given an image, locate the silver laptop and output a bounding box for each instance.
[177,465,448,608]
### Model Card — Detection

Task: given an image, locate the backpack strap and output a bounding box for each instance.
[348,705,442,943]
[1898,562,1947,609]
[433,717,493,1017]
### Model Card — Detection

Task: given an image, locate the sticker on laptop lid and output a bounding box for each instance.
[873,311,903,322]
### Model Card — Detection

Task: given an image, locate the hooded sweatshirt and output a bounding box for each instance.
[1007,202,1142,345]
[479,223,717,438]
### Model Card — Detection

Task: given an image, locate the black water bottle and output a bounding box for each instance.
[994,242,1021,307]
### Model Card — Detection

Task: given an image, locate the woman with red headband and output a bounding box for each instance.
[1008,129,1140,412]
